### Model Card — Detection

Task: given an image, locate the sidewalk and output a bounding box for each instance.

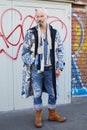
[0,97,87,130]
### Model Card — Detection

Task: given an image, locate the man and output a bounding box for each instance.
[22,8,66,128]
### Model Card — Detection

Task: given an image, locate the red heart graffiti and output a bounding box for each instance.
[0,8,67,60]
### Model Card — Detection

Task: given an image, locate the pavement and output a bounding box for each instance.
[0,97,87,130]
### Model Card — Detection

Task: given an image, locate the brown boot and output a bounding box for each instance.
[35,110,42,128]
[48,109,66,122]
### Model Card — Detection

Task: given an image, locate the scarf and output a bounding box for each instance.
[37,25,52,72]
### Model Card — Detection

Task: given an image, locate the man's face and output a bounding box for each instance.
[35,10,48,27]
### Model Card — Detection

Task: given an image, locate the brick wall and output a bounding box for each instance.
[72,4,87,95]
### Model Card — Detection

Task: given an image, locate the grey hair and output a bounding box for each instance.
[35,8,48,15]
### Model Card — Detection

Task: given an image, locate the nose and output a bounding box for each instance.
[38,17,41,21]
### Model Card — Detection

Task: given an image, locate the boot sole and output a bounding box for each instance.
[35,123,42,128]
[48,118,66,122]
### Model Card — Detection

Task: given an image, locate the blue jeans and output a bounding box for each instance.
[31,67,56,110]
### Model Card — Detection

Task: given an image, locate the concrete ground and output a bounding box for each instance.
[0,97,87,130]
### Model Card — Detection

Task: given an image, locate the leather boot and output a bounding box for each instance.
[35,110,42,127]
[48,109,66,122]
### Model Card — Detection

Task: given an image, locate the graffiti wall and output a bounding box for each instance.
[0,8,23,60]
[0,0,71,111]
[0,8,68,60]
[72,11,87,96]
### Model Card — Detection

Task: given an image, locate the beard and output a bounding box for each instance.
[38,19,47,27]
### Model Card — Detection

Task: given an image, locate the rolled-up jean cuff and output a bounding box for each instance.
[48,104,56,109]
[34,104,43,110]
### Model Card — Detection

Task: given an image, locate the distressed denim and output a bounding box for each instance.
[31,67,56,110]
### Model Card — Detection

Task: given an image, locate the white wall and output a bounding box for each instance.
[0,0,71,111]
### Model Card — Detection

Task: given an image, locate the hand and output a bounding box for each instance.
[56,69,62,77]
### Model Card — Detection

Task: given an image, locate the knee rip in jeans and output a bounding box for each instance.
[34,89,41,98]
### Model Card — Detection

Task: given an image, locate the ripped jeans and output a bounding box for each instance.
[31,67,56,110]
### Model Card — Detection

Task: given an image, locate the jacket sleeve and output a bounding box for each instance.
[55,31,65,71]
[21,30,35,66]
